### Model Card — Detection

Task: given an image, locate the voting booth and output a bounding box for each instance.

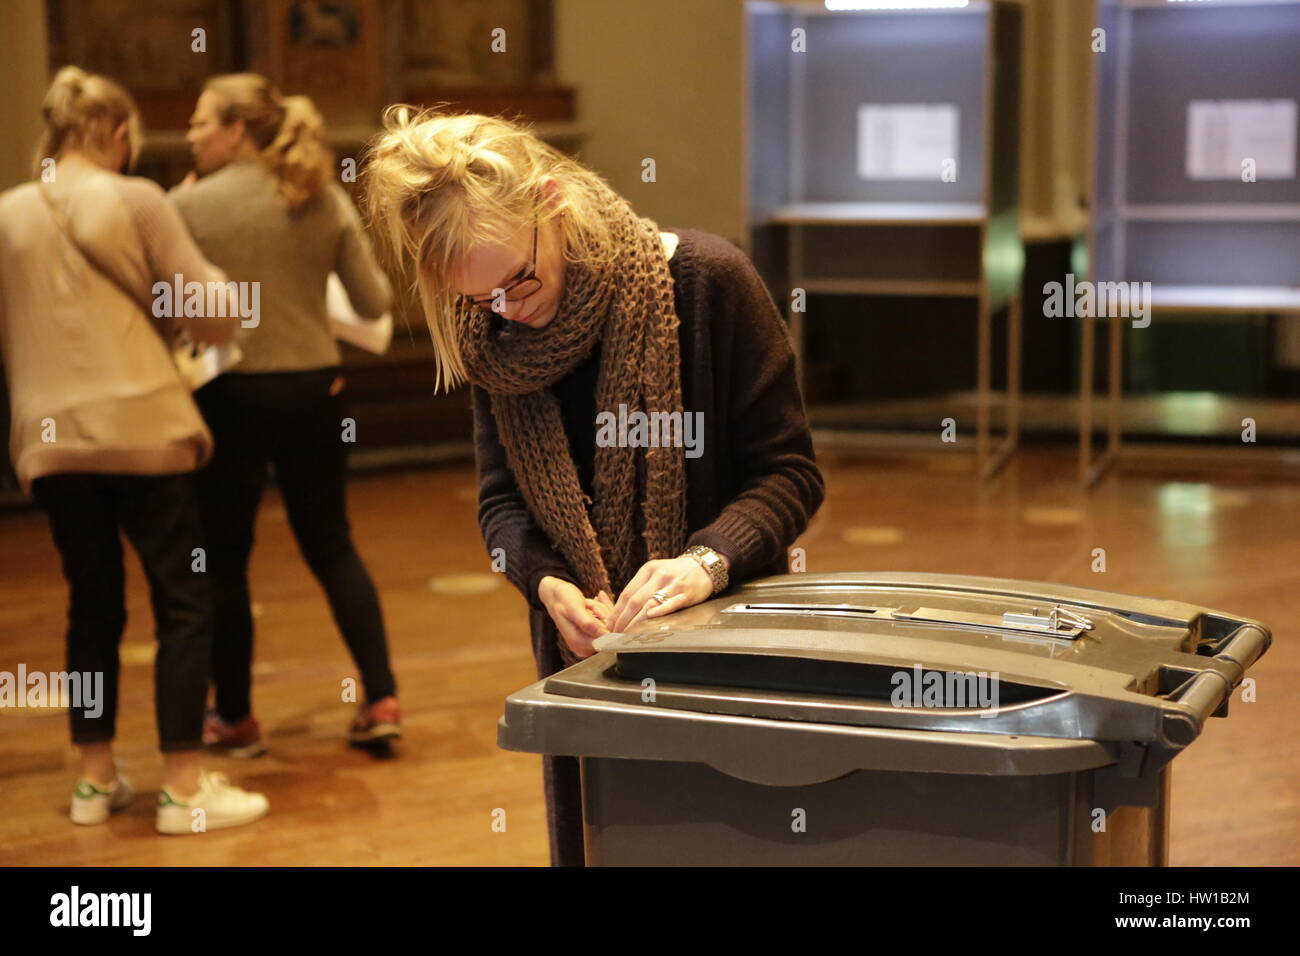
[745,0,1024,478]
[1082,0,1300,485]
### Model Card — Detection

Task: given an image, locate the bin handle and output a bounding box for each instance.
[1160,672,1231,746]
[1203,623,1269,673]
[1157,625,1267,745]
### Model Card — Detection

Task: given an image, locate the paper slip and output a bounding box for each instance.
[327,272,393,355]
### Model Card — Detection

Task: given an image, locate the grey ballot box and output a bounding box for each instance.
[498,572,1269,866]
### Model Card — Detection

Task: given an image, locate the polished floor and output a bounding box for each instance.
[0,445,1296,866]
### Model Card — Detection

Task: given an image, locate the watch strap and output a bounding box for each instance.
[681,545,729,595]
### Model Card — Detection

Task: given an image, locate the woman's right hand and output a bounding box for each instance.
[538,576,609,660]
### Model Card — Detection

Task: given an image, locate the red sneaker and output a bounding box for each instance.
[202,712,267,758]
[349,696,401,745]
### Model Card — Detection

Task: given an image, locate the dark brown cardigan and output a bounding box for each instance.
[471,227,825,865]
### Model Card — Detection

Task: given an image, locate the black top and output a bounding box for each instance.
[553,340,601,500]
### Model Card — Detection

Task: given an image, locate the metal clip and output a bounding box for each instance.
[1049,605,1095,632]
[1001,605,1095,634]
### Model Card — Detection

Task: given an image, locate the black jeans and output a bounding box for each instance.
[194,368,395,723]
[32,472,211,752]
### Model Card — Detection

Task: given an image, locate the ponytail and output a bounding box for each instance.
[264,95,333,209]
[203,74,331,209]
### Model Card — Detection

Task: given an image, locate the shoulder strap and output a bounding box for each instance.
[37,180,180,345]
[37,181,146,309]
[36,178,242,390]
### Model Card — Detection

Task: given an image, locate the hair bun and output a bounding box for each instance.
[33,66,141,175]
[42,65,92,128]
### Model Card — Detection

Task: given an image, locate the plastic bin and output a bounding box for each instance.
[498,572,1269,866]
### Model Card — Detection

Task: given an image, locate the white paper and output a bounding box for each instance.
[174,340,242,391]
[857,104,959,181]
[327,272,393,355]
[1186,99,1297,181]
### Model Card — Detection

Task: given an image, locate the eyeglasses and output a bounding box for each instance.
[458,218,542,314]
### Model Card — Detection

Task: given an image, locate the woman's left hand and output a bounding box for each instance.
[610,556,717,633]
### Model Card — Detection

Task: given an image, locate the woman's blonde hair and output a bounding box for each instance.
[363,105,618,392]
[33,65,142,176]
[266,95,333,209]
[203,74,332,209]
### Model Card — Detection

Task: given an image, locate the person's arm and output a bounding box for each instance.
[331,186,392,319]
[471,383,579,611]
[685,245,826,584]
[130,179,235,346]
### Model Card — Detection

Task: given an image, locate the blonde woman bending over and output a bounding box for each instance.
[364,108,824,866]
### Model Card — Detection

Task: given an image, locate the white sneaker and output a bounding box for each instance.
[156,770,269,835]
[70,775,135,825]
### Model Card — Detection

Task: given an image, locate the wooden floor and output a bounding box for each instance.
[1,445,1296,866]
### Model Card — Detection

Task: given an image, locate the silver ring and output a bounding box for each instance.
[650,589,671,605]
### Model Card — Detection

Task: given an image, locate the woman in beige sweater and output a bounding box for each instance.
[0,67,267,834]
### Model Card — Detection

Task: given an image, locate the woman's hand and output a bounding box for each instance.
[610,556,718,633]
[586,589,615,629]
[538,576,611,660]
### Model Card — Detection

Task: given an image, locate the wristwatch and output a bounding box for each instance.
[681,545,729,596]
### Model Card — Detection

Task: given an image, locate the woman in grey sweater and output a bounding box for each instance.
[171,74,399,755]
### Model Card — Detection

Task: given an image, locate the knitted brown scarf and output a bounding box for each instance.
[457,188,686,605]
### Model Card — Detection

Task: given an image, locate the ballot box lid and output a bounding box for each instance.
[498,572,1269,780]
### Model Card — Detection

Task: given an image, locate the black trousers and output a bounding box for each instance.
[194,368,395,723]
[32,472,210,752]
